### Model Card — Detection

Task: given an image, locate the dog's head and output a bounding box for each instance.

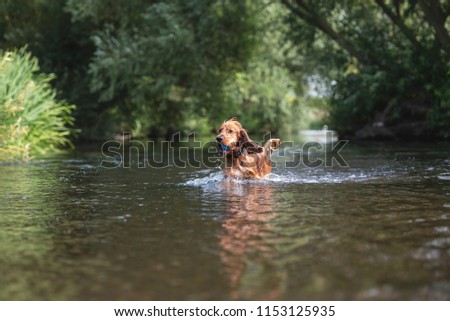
[216,117,263,155]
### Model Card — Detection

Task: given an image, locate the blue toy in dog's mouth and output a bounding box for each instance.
[218,143,231,153]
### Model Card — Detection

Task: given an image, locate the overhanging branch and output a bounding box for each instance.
[375,0,423,50]
[280,0,371,65]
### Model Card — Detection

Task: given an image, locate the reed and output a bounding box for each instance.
[0,48,76,161]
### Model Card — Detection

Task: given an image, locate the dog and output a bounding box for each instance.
[216,117,280,179]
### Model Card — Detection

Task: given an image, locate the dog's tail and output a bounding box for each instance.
[264,138,280,154]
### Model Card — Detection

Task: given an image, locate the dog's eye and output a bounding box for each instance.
[228,129,233,133]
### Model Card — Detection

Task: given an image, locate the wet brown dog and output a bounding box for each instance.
[216,118,280,179]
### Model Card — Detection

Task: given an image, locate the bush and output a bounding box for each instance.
[0,48,76,161]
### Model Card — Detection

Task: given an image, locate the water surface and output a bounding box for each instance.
[1,141,450,300]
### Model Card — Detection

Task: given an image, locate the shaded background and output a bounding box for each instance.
[1,0,449,141]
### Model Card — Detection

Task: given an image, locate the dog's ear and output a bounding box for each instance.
[239,128,263,154]
[238,128,250,145]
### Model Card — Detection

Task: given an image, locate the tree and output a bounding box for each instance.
[66,0,258,138]
[281,0,450,138]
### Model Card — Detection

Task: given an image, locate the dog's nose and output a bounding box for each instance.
[216,136,223,142]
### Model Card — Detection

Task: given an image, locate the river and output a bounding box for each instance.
[1,138,450,299]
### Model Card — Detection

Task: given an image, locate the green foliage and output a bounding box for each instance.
[0,48,75,161]
[2,0,448,141]
[0,0,97,138]
[66,0,259,137]
[0,0,324,140]
[282,0,450,137]
[220,4,306,136]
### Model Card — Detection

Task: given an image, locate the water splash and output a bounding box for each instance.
[182,167,398,187]
[182,171,225,187]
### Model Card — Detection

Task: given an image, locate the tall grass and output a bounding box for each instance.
[0,48,76,161]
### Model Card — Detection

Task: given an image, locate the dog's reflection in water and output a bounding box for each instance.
[216,181,284,299]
